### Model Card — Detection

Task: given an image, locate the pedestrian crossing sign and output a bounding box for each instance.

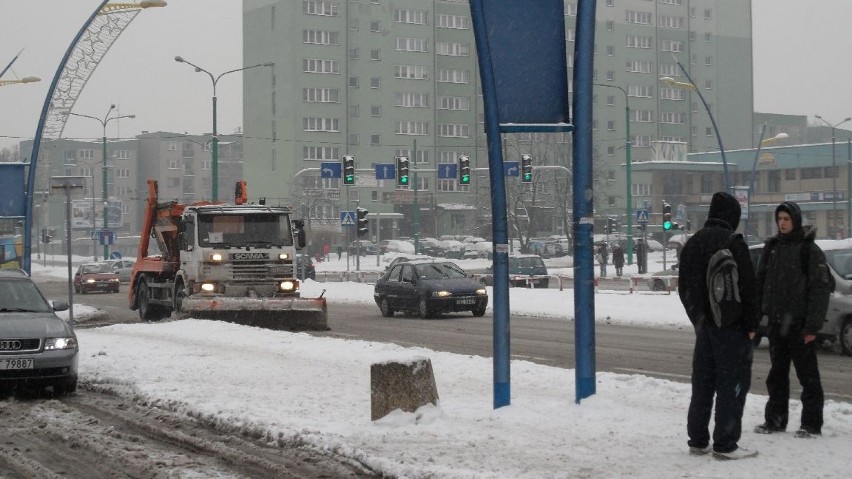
[341,211,355,226]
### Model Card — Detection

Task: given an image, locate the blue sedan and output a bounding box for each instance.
[374,261,488,318]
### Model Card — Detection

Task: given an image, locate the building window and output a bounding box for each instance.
[370,77,381,88]
[606,20,615,31]
[705,32,713,42]
[626,36,653,49]
[705,127,713,136]
[395,37,429,52]
[349,105,359,117]
[371,135,381,145]
[395,65,429,80]
[626,60,653,73]
[704,9,712,20]
[303,117,340,132]
[607,120,615,131]
[607,146,615,156]
[303,0,339,17]
[606,45,614,56]
[436,42,470,56]
[370,49,381,61]
[437,14,468,29]
[370,20,381,32]
[348,48,359,60]
[396,121,430,135]
[768,170,780,192]
[168,158,180,169]
[438,123,470,138]
[303,58,339,74]
[395,9,428,25]
[631,110,655,123]
[606,95,615,106]
[394,92,430,107]
[606,70,615,81]
[349,134,359,145]
[625,11,652,24]
[785,169,797,180]
[801,167,822,179]
[303,87,340,103]
[438,69,469,83]
[438,96,470,110]
[349,76,359,88]
[370,105,381,117]
[658,14,685,29]
[660,39,683,52]
[79,149,94,159]
[628,85,654,98]
[303,29,339,45]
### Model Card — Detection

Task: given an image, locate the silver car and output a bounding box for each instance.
[0,269,78,396]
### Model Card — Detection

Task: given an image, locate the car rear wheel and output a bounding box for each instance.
[840,317,852,357]
[380,298,395,317]
[651,279,666,291]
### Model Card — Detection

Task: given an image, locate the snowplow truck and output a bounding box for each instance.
[129,179,328,331]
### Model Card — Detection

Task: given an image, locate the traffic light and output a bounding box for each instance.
[41,226,51,244]
[356,207,369,237]
[342,155,355,185]
[396,156,410,186]
[458,155,471,185]
[521,154,533,183]
[606,217,616,235]
[663,203,673,231]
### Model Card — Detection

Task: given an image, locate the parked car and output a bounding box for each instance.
[73,263,120,294]
[0,269,78,396]
[383,255,434,272]
[295,254,316,281]
[480,254,550,288]
[750,240,852,355]
[101,258,135,282]
[374,261,488,318]
[348,240,379,256]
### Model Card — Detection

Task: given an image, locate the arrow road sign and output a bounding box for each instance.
[504,161,519,177]
[375,164,395,180]
[438,163,458,179]
[321,162,341,178]
[340,210,355,226]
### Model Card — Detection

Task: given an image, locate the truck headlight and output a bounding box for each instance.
[278,253,290,260]
[44,337,78,350]
[200,282,216,292]
[210,253,224,262]
[279,280,298,292]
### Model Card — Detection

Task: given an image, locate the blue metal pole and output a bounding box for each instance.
[573,0,597,403]
[470,0,511,409]
[24,0,110,275]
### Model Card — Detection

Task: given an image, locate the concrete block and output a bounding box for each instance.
[371,357,439,421]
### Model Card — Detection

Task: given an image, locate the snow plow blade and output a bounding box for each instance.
[178,296,328,331]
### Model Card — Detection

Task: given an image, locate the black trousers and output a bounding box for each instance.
[688,323,753,453]
[764,327,824,433]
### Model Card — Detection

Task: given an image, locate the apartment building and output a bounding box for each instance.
[240,0,754,241]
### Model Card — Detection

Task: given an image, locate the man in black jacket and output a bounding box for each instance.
[678,191,759,460]
[754,201,830,438]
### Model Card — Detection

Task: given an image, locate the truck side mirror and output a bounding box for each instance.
[292,219,306,249]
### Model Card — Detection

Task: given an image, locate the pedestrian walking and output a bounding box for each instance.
[597,244,608,277]
[636,239,647,274]
[612,244,625,277]
[677,191,759,460]
[754,201,831,439]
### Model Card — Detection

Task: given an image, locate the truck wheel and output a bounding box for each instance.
[380,298,394,317]
[174,281,187,314]
[841,318,852,357]
[137,280,153,320]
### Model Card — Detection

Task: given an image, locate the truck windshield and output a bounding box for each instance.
[197,213,293,247]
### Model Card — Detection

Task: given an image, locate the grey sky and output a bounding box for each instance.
[1,0,850,152]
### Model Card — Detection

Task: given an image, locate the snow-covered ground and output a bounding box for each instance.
[29,252,851,478]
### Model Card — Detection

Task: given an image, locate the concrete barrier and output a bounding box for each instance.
[371,357,439,421]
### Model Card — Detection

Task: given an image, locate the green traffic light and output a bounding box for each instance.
[460,175,470,184]
[663,221,672,231]
[523,174,532,181]
[400,176,409,184]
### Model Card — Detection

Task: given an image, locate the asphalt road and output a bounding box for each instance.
[33,275,852,402]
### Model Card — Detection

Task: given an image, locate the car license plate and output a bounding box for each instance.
[0,358,34,370]
[457,298,475,305]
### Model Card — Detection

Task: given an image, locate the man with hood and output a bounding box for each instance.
[677,191,759,460]
[754,201,830,439]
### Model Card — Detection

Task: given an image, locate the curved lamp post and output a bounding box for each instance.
[593,83,633,265]
[0,76,41,87]
[174,56,273,201]
[69,106,135,260]
[815,115,851,237]
[744,126,788,241]
[660,72,729,191]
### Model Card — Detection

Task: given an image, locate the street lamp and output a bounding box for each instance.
[594,83,633,265]
[815,115,851,238]
[68,105,135,260]
[661,67,729,191]
[0,76,40,87]
[174,55,273,201]
[744,125,788,241]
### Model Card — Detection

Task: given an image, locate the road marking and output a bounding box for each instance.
[512,354,550,362]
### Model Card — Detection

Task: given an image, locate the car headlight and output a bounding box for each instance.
[476,288,487,296]
[431,290,451,298]
[85,278,95,283]
[44,337,78,350]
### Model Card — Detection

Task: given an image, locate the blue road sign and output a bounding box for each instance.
[636,209,649,225]
[340,211,355,226]
[375,164,395,180]
[321,162,341,178]
[504,161,519,177]
[438,163,458,179]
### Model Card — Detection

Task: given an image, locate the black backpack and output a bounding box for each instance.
[706,234,743,327]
